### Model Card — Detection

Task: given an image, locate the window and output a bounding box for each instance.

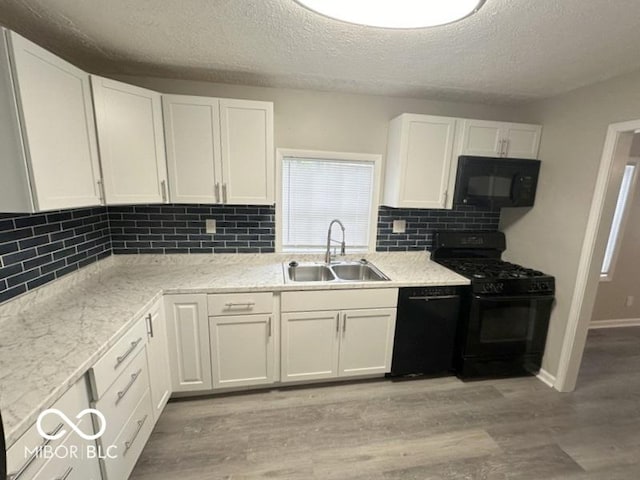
[601,163,637,279]
[277,150,381,253]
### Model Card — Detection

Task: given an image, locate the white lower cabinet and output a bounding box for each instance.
[6,376,101,480]
[209,314,276,388]
[207,292,276,389]
[164,295,213,392]
[280,289,398,383]
[144,300,172,421]
[338,309,397,377]
[281,310,340,382]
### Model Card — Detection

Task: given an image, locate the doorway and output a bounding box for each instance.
[554,121,638,392]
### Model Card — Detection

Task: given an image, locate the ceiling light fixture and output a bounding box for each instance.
[295,0,486,29]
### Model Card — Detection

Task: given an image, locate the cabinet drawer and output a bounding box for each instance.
[90,318,148,400]
[7,377,91,480]
[281,289,399,312]
[208,292,273,316]
[94,348,150,449]
[31,420,101,480]
[101,389,154,480]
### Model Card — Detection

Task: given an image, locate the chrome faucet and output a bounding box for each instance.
[325,219,346,264]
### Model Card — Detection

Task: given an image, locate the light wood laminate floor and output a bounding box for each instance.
[131,327,640,479]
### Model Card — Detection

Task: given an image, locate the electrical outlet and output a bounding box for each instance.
[392,219,406,234]
[626,295,635,307]
[205,219,216,234]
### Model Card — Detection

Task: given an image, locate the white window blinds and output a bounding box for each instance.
[282,157,375,252]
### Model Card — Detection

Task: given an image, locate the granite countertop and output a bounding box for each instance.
[0,251,468,447]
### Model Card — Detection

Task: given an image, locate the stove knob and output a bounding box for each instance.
[495,283,504,293]
[532,283,540,291]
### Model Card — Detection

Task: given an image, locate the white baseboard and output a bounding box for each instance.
[536,368,556,388]
[590,318,640,329]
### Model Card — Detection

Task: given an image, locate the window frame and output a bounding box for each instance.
[600,161,638,282]
[275,148,382,254]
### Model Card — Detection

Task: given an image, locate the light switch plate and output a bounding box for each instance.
[205,219,216,234]
[392,219,406,234]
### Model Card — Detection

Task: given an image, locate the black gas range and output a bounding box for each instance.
[432,231,555,379]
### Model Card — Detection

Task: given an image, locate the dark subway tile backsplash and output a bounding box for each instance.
[0,207,111,304]
[0,201,497,304]
[376,205,501,252]
[109,204,275,255]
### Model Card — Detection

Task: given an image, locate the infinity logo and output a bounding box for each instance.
[36,408,107,441]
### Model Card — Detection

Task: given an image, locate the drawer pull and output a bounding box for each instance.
[115,368,143,405]
[224,301,255,309]
[56,466,74,480]
[124,414,149,455]
[145,313,154,338]
[8,423,64,480]
[115,337,143,369]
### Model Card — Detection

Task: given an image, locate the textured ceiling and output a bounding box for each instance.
[1,0,640,104]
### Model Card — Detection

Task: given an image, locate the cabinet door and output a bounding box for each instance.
[165,295,212,392]
[210,314,275,388]
[219,99,274,205]
[145,300,172,421]
[383,114,456,209]
[338,308,396,377]
[92,76,168,204]
[503,123,541,159]
[458,119,503,157]
[8,31,102,211]
[163,95,222,203]
[281,311,340,382]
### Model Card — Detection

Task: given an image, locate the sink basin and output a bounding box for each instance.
[331,263,389,282]
[287,264,336,282]
[284,261,390,283]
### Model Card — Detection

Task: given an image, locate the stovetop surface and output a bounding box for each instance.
[436,258,548,281]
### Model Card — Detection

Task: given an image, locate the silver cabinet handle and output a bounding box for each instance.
[115,337,142,369]
[8,423,64,480]
[97,179,104,204]
[497,139,504,157]
[503,139,510,156]
[145,313,154,338]
[342,313,347,334]
[267,316,272,337]
[336,313,340,333]
[215,182,221,203]
[115,368,143,406]
[124,414,148,456]
[161,180,168,202]
[222,183,228,203]
[224,301,255,308]
[56,466,73,480]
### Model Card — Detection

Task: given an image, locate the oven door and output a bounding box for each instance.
[464,294,553,357]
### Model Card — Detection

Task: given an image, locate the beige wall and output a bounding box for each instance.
[113,75,526,158]
[592,155,640,321]
[501,68,640,377]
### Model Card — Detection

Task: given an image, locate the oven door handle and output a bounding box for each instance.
[473,294,554,302]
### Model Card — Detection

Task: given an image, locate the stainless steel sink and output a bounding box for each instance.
[284,260,390,283]
[287,264,336,282]
[331,263,389,282]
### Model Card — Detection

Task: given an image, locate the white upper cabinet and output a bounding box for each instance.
[92,76,168,205]
[163,95,221,203]
[0,29,103,212]
[163,95,275,205]
[458,119,541,159]
[383,114,457,209]
[219,99,274,205]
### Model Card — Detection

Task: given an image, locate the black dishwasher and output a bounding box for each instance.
[390,286,463,377]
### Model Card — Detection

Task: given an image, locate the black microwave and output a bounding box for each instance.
[453,156,541,208]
